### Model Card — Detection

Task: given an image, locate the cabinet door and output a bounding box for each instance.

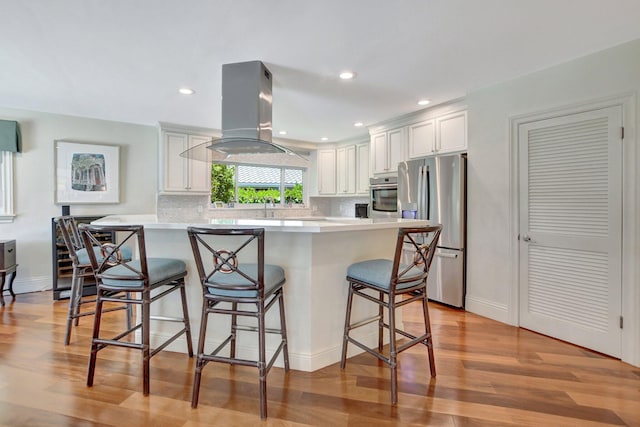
[336,147,346,193]
[387,127,405,172]
[356,143,369,194]
[163,132,188,192]
[437,111,467,153]
[371,133,387,175]
[408,120,435,158]
[188,135,211,192]
[342,145,356,194]
[317,149,336,194]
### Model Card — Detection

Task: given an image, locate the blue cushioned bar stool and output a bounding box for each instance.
[340,225,442,404]
[187,226,289,419]
[54,216,132,345]
[79,223,193,396]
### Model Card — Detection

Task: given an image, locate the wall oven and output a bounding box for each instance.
[369,176,398,218]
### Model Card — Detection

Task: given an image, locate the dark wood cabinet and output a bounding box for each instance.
[51,216,114,300]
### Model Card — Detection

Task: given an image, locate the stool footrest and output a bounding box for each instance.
[347,315,381,331]
[345,336,391,365]
[150,327,190,357]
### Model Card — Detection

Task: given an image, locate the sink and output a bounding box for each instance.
[283,216,366,223]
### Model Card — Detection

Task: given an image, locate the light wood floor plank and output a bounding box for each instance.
[0,291,638,426]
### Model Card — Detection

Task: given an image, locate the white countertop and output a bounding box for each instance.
[92,214,430,233]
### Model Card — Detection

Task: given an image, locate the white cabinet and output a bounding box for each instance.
[336,145,356,194]
[407,110,467,158]
[408,120,436,158]
[356,143,369,194]
[317,149,336,194]
[371,132,387,175]
[437,110,467,153]
[160,131,211,194]
[318,143,368,196]
[371,127,405,175]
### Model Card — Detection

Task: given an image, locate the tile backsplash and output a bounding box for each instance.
[157,194,369,221]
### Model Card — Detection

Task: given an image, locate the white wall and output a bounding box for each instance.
[0,107,158,293]
[465,39,639,364]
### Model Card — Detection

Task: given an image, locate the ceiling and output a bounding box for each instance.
[2,1,640,144]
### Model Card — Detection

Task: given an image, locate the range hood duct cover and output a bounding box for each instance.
[181,60,306,164]
[221,60,272,143]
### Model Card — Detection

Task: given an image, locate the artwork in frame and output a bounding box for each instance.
[55,140,120,204]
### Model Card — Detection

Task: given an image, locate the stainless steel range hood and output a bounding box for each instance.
[181,60,306,164]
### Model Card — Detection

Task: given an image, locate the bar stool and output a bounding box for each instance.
[187,226,289,419]
[79,223,193,396]
[54,216,132,345]
[340,225,442,404]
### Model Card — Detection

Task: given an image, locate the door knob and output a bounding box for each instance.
[522,234,531,242]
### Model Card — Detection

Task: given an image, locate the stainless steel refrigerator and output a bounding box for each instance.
[397,153,466,308]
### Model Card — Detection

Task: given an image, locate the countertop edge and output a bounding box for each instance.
[91,214,431,233]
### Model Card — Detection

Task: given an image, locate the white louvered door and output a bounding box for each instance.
[518,106,622,357]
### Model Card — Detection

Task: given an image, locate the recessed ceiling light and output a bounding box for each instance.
[417,99,430,106]
[321,137,329,141]
[354,122,364,127]
[279,130,287,135]
[339,71,355,80]
[179,88,195,95]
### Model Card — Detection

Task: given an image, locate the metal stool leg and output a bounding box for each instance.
[340,283,355,369]
[179,281,194,357]
[87,290,104,387]
[258,305,267,419]
[230,302,238,358]
[388,296,398,405]
[378,290,384,352]
[191,302,209,408]
[422,293,436,377]
[64,268,81,345]
[142,289,151,396]
[278,290,290,371]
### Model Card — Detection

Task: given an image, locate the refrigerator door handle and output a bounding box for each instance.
[416,165,424,219]
[425,165,431,221]
[436,252,458,259]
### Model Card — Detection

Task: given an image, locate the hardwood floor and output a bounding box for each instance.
[1,291,638,426]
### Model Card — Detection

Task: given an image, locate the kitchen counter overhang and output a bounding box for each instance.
[92,214,428,233]
[92,214,431,371]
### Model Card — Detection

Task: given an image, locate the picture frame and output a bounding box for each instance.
[55,140,120,204]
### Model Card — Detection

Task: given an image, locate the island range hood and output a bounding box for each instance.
[181,60,306,164]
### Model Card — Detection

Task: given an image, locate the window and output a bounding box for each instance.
[0,151,15,222]
[211,163,304,205]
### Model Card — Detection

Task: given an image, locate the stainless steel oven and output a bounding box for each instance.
[369,176,398,218]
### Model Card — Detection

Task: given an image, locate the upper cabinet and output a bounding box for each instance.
[336,145,356,194]
[317,148,336,195]
[160,129,212,194]
[408,120,436,158]
[371,127,405,174]
[437,110,467,153]
[408,110,467,159]
[315,142,369,196]
[355,143,369,194]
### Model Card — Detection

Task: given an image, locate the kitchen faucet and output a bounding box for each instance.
[264,196,275,218]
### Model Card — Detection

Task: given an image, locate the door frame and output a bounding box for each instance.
[508,93,638,366]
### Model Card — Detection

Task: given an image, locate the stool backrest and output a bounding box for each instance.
[187,227,265,297]
[55,216,84,266]
[391,225,442,290]
[78,224,148,287]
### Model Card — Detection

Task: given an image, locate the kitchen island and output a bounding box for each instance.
[92,214,430,371]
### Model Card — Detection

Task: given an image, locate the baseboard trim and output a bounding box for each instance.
[149,329,384,372]
[465,295,511,325]
[7,275,51,295]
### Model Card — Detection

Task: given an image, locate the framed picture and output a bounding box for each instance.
[55,140,120,204]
